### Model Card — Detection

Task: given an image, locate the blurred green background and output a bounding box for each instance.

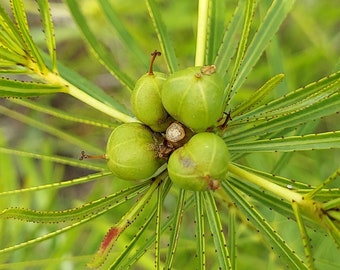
[0,0,339,269]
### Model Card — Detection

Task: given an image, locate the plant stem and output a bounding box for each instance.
[227,163,333,230]
[227,163,302,202]
[195,0,209,66]
[44,71,138,123]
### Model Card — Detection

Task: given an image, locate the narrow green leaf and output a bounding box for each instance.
[65,0,134,90]
[9,98,117,128]
[195,192,206,270]
[0,105,102,153]
[0,213,97,255]
[306,166,340,200]
[226,92,340,144]
[107,206,156,269]
[264,35,289,96]
[145,0,178,73]
[113,177,173,269]
[0,178,149,257]
[0,78,63,97]
[164,189,186,270]
[233,69,340,124]
[0,45,27,64]
[224,0,255,103]
[0,4,27,56]
[36,0,57,72]
[88,174,163,269]
[323,216,340,248]
[222,181,309,270]
[203,191,231,269]
[97,0,149,68]
[215,1,246,79]
[230,0,295,96]
[205,0,225,64]
[231,73,285,117]
[155,180,164,269]
[10,0,47,72]
[0,182,148,223]
[272,122,318,174]
[228,209,237,270]
[228,131,340,153]
[0,171,111,197]
[292,202,316,270]
[119,190,195,269]
[0,148,107,178]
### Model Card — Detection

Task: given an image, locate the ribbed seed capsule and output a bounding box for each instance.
[131,51,172,132]
[161,65,224,132]
[167,132,230,191]
[106,123,165,180]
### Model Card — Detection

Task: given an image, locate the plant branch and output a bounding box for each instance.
[227,163,302,202]
[43,71,137,123]
[195,0,209,66]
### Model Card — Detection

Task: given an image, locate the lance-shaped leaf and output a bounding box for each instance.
[145,0,178,73]
[36,0,57,72]
[232,71,340,123]
[0,105,102,153]
[194,192,206,269]
[229,0,295,97]
[0,78,63,97]
[231,73,285,117]
[292,202,315,270]
[97,0,149,68]
[10,0,47,73]
[0,4,26,58]
[87,175,164,269]
[215,1,246,80]
[222,180,309,270]
[0,182,148,223]
[164,189,186,269]
[228,131,340,153]
[65,0,134,91]
[205,0,225,64]
[224,0,255,102]
[203,191,232,269]
[9,98,117,128]
[226,92,340,143]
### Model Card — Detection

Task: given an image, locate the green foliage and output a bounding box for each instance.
[0,0,339,269]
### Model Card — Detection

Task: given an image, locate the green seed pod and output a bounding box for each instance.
[161,65,224,132]
[167,132,229,191]
[131,51,172,132]
[106,122,165,180]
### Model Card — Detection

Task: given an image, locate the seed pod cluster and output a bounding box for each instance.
[104,51,230,188]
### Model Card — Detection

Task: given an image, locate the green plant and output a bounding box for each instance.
[0,0,339,269]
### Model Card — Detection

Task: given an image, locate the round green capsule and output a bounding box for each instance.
[131,51,172,132]
[161,65,224,132]
[106,123,164,180]
[167,132,230,191]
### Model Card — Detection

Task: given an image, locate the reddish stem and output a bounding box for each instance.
[79,150,106,160]
[149,50,161,75]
